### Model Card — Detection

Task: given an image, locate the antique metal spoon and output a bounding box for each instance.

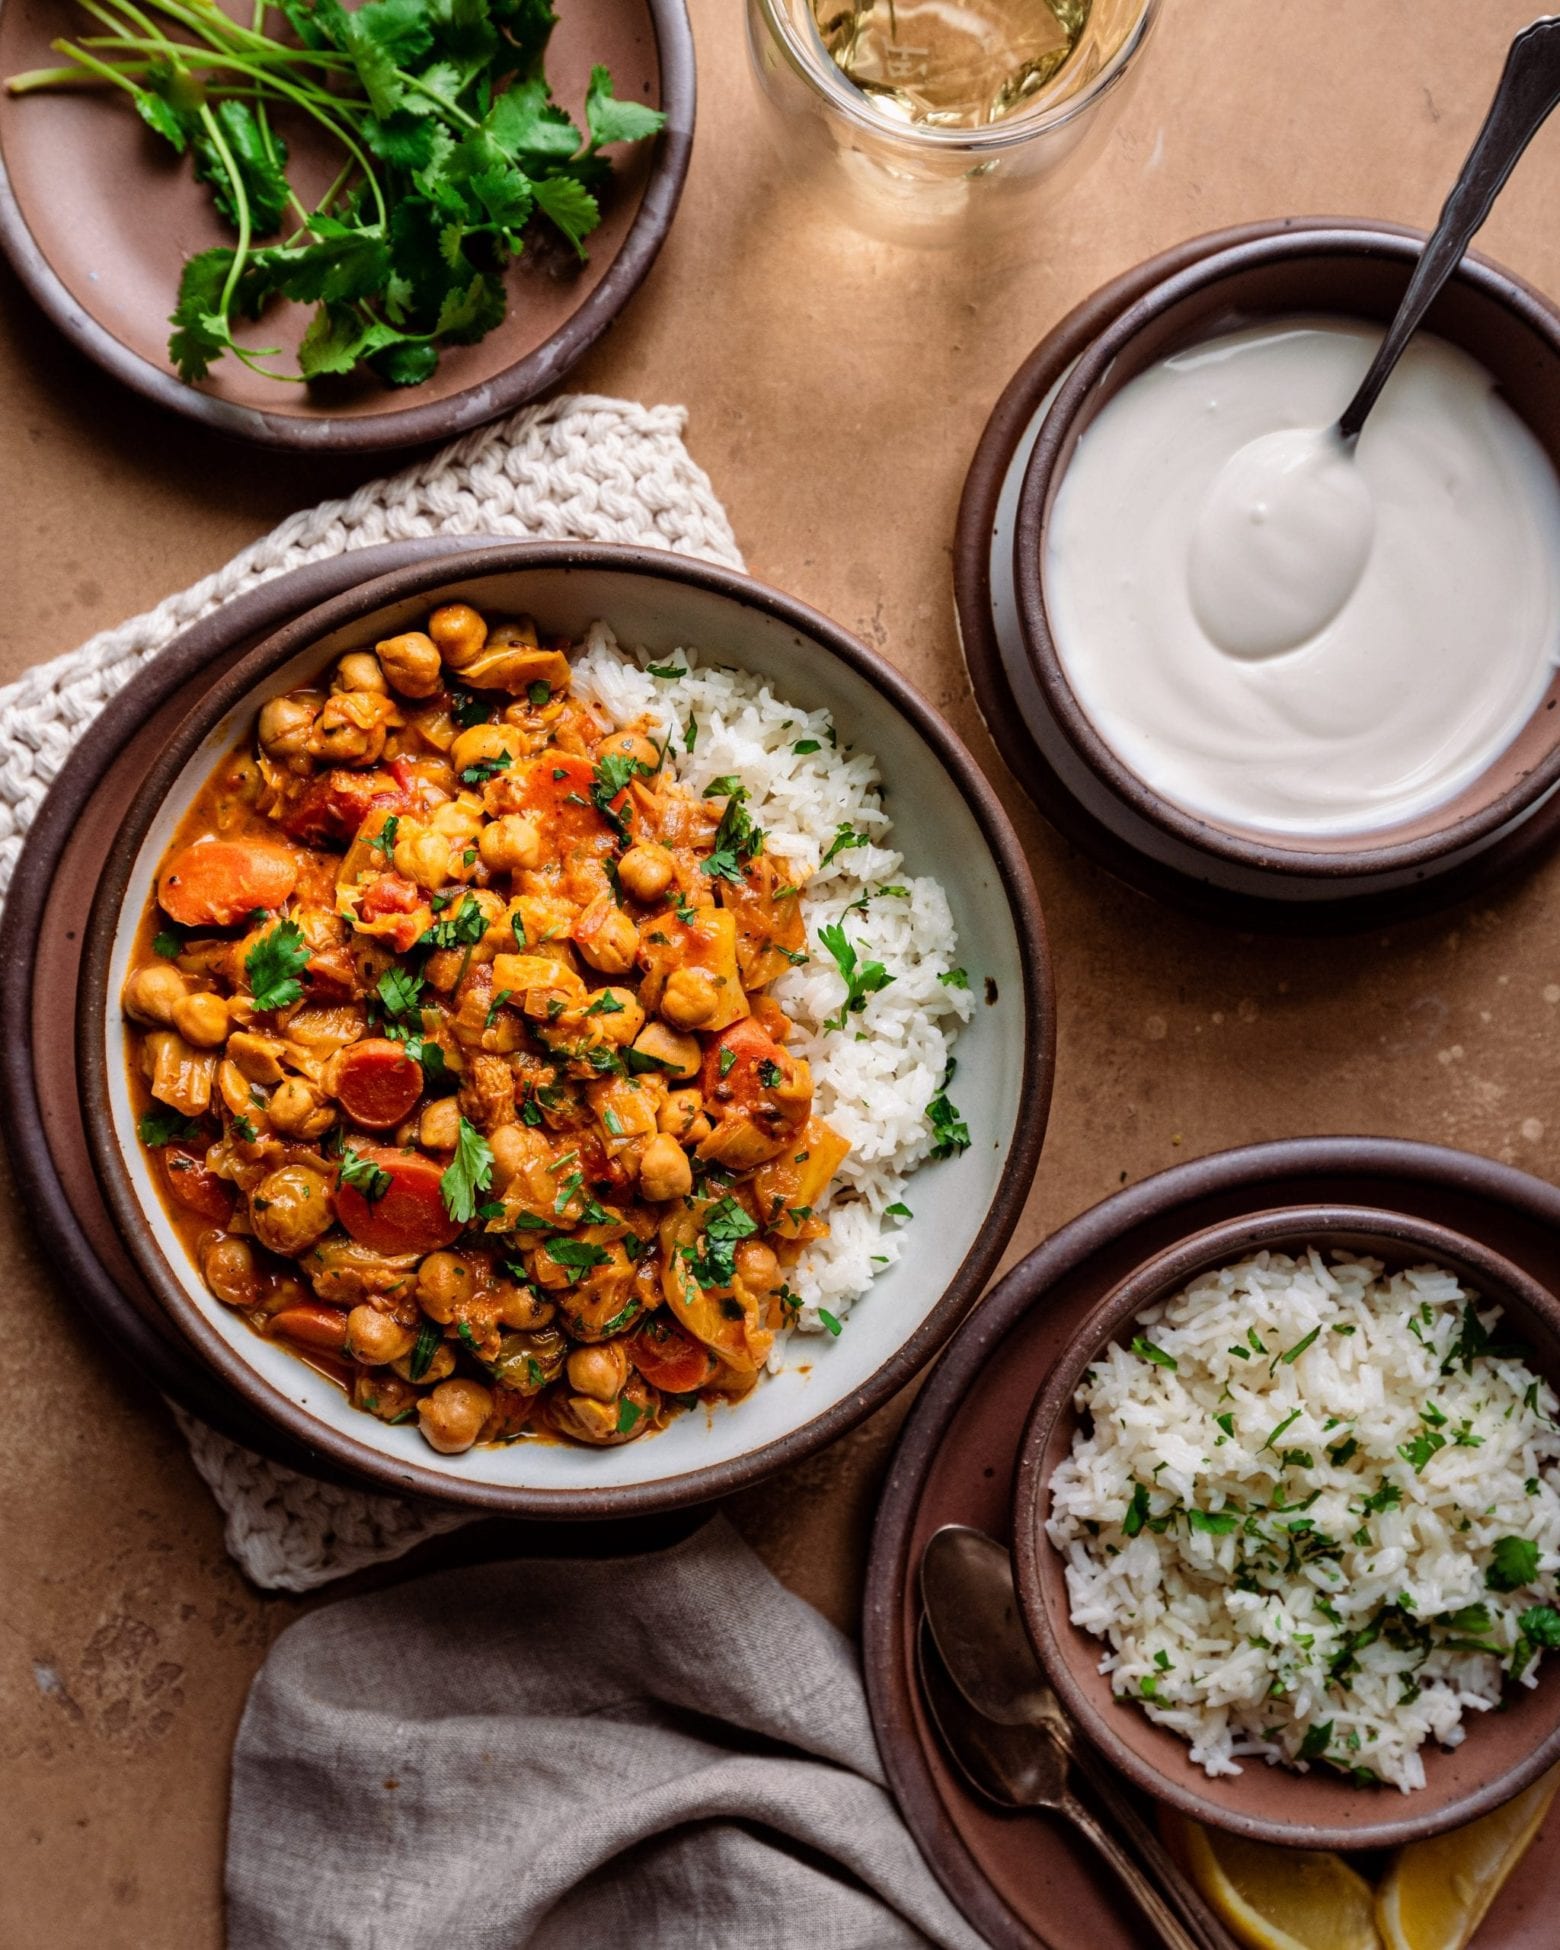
[1338,14,1560,438]
[917,1617,1203,1950]
[920,1525,1237,1950]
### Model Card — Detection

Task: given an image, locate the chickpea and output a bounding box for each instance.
[310,691,390,767]
[334,651,388,694]
[659,1089,712,1144]
[602,730,661,774]
[660,966,719,1030]
[172,990,229,1048]
[587,986,645,1046]
[123,963,189,1026]
[417,1250,476,1323]
[268,1075,336,1139]
[566,1342,630,1403]
[394,827,457,892]
[251,1165,335,1256]
[417,1376,493,1454]
[201,1234,259,1309]
[478,814,542,874]
[574,895,639,976]
[487,618,539,649]
[257,692,319,760]
[392,1341,456,1386]
[734,1238,782,1295]
[353,1371,421,1424]
[494,1283,556,1331]
[375,631,443,700]
[488,1124,531,1194]
[345,1304,417,1366]
[639,1132,693,1202]
[428,603,489,670]
[450,723,524,777]
[617,843,674,904]
[419,1098,462,1151]
[632,1022,701,1082]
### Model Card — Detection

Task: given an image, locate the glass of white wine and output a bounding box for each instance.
[747,0,1160,244]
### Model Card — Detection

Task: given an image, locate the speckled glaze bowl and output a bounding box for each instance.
[1012,1203,1560,1851]
[76,541,1053,1517]
[1009,225,1560,910]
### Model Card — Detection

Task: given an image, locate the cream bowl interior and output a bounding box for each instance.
[86,551,1048,1512]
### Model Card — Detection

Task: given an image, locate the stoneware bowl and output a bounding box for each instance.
[1011,225,1560,909]
[76,541,1053,1517]
[1012,1203,1560,1850]
[0,0,693,451]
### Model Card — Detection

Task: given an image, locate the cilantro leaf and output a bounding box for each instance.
[584,65,666,149]
[927,1059,971,1159]
[339,1145,392,1203]
[531,174,600,256]
[245,920,311,1012]
[1487,1535,1541,1593]
[138,1108,204,1147]
[440,1116,494,1224]
[818,921,892,1033]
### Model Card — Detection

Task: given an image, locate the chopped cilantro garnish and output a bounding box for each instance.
[245,919,311,1012]
[440,1117,494,1225]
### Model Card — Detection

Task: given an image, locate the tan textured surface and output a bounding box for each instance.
[3,2,1560,1943]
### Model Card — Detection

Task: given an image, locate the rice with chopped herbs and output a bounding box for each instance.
[571,624,974,1348]
[1045,1250,1560,1792]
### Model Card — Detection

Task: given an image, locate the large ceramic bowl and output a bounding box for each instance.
[77,542,1053,1516]
[1013,1204,1560,1851]
[1010,225,1560,908]
[0,0,693,451]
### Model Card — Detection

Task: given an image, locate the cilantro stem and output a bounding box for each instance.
[195,98,252,318]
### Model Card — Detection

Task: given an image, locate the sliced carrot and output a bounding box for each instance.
[333,1040,424,1131]
[270,1301,349,1353]
[157,839,298,928]
[629,1315,717,1394]
[336,1146,461,1255]
[161,1145,233,1225]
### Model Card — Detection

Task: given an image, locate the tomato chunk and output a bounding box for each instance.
[158,840,297,928]
[516,751,616,865]
[336,1145,461,1255]
[160,1145,234,1225]
[629,1315,717,1395]
[281,770,408,847]
[700,1015,787,1113]
[333,1040,424,1131]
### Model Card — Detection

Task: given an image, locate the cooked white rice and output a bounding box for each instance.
[1045,1251,1560,1792]
[570,624,973,1346]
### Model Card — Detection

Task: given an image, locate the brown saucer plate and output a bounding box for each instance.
[862,1138,1560,1950]
[954,217,1560,935]
[0,0,693,451]
[0,537,492,1475]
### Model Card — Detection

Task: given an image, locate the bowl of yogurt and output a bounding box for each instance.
[1012,226,1560,904]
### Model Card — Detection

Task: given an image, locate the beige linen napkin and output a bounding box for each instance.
[227,1515,985,1950]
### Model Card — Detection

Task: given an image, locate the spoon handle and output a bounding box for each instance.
[1057,1785,1205,1950]
[1338,14,1560,438]
[1058,1735,1238,1950]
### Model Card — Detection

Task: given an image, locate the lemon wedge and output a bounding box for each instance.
[1161,1808,1382,1950]
[1375,1763,1560,1950]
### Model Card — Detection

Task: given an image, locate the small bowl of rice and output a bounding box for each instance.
[1013,1204,1560,1849]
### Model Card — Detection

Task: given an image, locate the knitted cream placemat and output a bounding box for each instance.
[2,393,743,1592]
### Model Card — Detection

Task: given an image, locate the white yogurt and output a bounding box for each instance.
[1044,319,1560,836]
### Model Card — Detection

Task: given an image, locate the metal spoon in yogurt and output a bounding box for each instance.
[1188,15,1560,664]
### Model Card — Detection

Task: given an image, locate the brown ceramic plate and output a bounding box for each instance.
[0,0,693,450]
[75,541,1054,1517]
[954,218,1560,934]
[1013,1204,1560,1851]
[0,538,490,1474]
[862,1139,1560,1949]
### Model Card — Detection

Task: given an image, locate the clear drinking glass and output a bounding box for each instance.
[745,0,1161,246]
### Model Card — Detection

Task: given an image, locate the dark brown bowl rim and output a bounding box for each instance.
[0,0,695,453]
[1012,224,1560,880]
[1011,1201,1560,1851]
[76,539,1055,1518]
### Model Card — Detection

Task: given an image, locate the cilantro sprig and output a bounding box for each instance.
[440,1116,494,1225]
[817,920,892,1033]
[245,918,311,1012]
[7,6,666,391]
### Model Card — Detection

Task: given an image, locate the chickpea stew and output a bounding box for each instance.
[124,604,855,1457]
